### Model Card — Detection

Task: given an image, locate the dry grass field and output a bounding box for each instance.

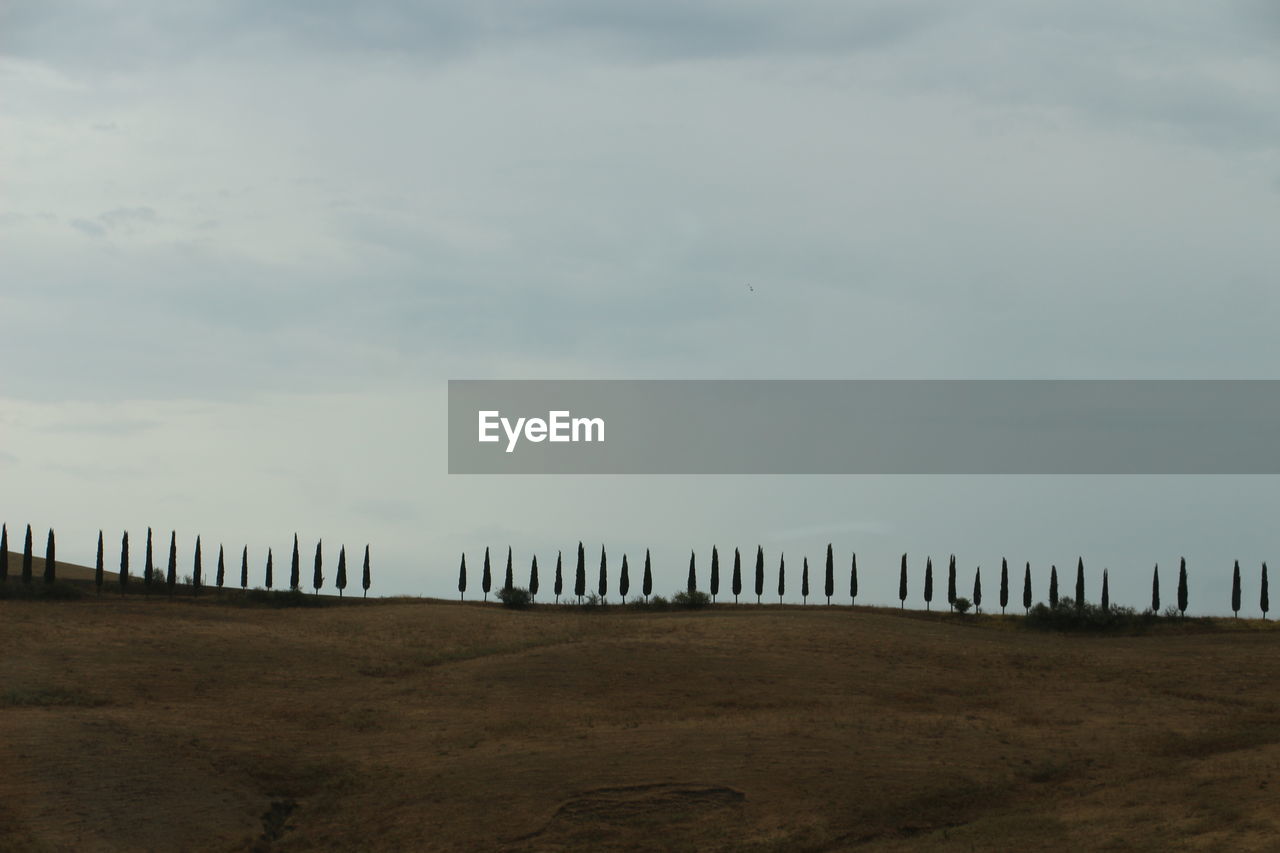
[2,582,1279,852]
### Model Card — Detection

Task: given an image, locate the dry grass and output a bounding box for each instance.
[1,597,1279,851]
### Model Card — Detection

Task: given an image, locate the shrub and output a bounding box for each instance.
[1024,598,1159,633]
[953,597,972,614]
[673,589,711,609]
[240,588,324,608]
[0,581,84,601]
[497,586,532,609]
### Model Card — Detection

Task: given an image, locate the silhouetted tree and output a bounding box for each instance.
[530,555,540,601]
[361,545,371,597]
[642,549,652,603]
[144,527,154,591]
[1075,557,1085,609]
[898,553,907,609]
[973,566,982,612]
[619,554,629,601]
[687,550,697,594]
[1262,562,1270,621]
[1101,568,1110,612]
[290,534,300,591]
[1151,564,1160,612]
[732,547,742,603]
[999,558,1008,615]
[851,552,858,605]
[801,556,810,605]
[1023,562,1032,614]
[755,545,764,604]
[43,528,55,584]
[313,540,323,595]
[482,546,492,601]
[710,545,720,603]
[167,531,177,596]
[824,543,834,605]
[598,545,607,603]
[947,554,956,611]
[0,523,7,583]
[504,546,514,594]
[554,551,564,604]
[240,547,248,590]
[216,545,226,590]
[458,553,467,600]
[336,546,347,597]
[22,524,33,584]
[1049,565,1059,607]
[777,553,785,603]
[193,536,203,596]
[1177,557,1188,617]
[574,541,585,603]
[923,557,933,611]
[1232,560,1241,618]
[94,530,103,593]
[265,549,274,590]
[119,530,129,593]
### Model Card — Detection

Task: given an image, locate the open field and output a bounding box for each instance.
[2,596,1279,852]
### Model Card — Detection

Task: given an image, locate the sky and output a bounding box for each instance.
[3,1,1279,613]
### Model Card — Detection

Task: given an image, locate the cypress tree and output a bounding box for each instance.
[554,550,563,604]
[923,556,933,611]
[313,540,323,595]
[1075,557,1085,609]
[144,527,154,591]
[598,545,607,603]
[0,523,7,583]
[216,545,225,590]
[336,546,347,597]
[43,528,55,584]
[574,541,586,603]
[167,531,177,596]
[619,554,629,601]
[898,553,907,609]
[731,547,742,604]
[710,545,719,603]
[824,543,834,605]
[1261,562,1269,621]
[1177,557,1188,617]
[119,530,129,593]
[94,530,103,594]
[1151,564,1160,612]
[290,533,300,591]
[240,547,248,590]
[530,555,540,601]
[266,549,274,590]
[850,552,858,605]
[973,566,982,612]
[687,550,696,594]
[777,553,785,603]
[642,549,652,603]
[1101,568,1110,612]
[947,554,956,611]
[193,536,202,596]
[361,545,371,597]
[801,556,809,605]
[458,554,467,600]
[755,545,764,604]
[1049,565,1059,607]
[1022,562,1032,614]
[482,546,492,601]
[999,558,1008,615]
[1231,560,1241,618]
[22,524,33,584]
[504,546,514,593]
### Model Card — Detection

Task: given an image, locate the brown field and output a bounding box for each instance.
[2,590,1279,853]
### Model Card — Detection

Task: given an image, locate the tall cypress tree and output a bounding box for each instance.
[898,553,907,609]
[801,556,810,605]
[732,547,742,604]
[240,546,249,590]
[923,556,933,611]
[1022,562,1032,614]
[193,536,203,597]
[504,546,514,594]
[1151,564,1160,612]
[619,554,629,601]
[947,554,956,611]
[973,566,982,612]
[1075,557,1085,609]
[1049,565,1059,607]
[290,534,300,591]
[94,530,103,594]
[0,523,7,583]
[361,545,371,597]
[530,555,540,601]
[313,540,323,595]
[265,549,274,590]
[144,527,154,591]
[167,531,177,596]
[851,552,859,605]
[554,551,563,604]
[336,546,347,597]
[482,546,492,601]
[710,545,720,603]
[1177,557,1188,617]
[43,528,56,584]
[1101,568,1110,612]
[755,545,764,604]
[216,545,225,590]
[777,553,785,603]
[824,543,834,605]
[687,550,696,594]
[119,530,129,593]
[642,549,652,603]
[598,545,607,603]
[22,524,33,584]
[1261,562,1270,621]
[574,541,586,603]
[457,554,467,600]
[999,558,1009,615]
[1231,560,1241,618]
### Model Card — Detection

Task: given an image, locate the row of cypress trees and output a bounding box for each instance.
[455,543,1272,619]
[0,524,372,598]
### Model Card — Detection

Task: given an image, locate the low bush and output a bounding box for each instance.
[1024,598,1160,632]
[952,597,972,614]
[0,581,84,601]
[672,589,712,609]
[497,586,532,609]
[239,588,325,608]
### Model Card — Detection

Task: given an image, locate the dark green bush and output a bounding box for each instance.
[952,597,972,614]
[1024,598,1159,632]
[673,589,711,609]
[497,586,532,609]
[240,588,324,608]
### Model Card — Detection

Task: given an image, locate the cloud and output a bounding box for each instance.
[69,217,105,237]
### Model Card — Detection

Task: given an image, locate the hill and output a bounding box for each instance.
[1,598,1278,851]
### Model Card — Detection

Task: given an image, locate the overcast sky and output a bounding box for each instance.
[3,1,1279,612]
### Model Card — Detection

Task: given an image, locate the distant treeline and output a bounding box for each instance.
[0,524,372,598]
[457,542,1272,620]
